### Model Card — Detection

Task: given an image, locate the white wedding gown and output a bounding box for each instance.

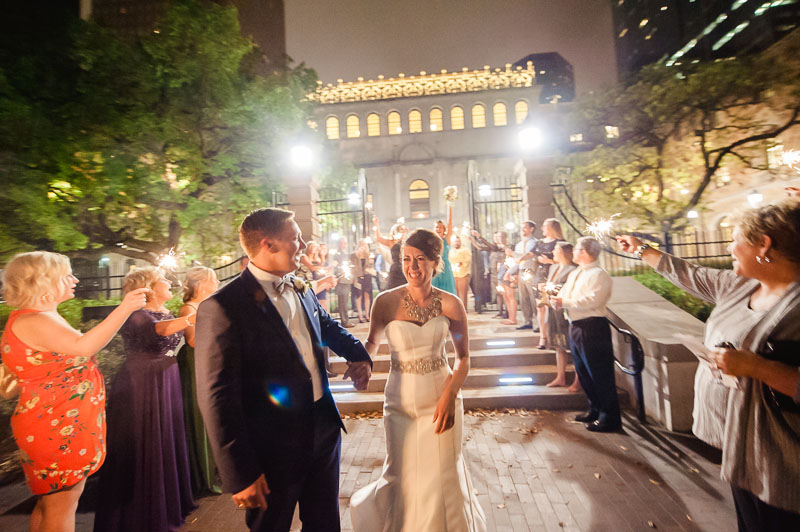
[350,316,486,532]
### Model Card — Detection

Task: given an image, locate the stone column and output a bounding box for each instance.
[286,173,320,242]
[521,156,555,225]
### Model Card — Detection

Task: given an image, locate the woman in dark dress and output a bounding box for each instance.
[533,218,565,349]
[94,267,196,532]
[374,215,409,290]
[177,266,221,497]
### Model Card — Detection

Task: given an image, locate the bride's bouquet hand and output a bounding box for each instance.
[433,388,457,434]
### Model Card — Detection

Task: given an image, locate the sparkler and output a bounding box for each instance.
[544,281,557,294]
[503,257,517,269]
[157,248,179,271]
[460,220,471,236]
[342,261,353,280]
[520,271,533,283]
[783,149,800,174]
[496,284,505,294]
[586,213,621,240]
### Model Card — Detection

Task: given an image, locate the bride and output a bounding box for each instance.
[350,229,486,532]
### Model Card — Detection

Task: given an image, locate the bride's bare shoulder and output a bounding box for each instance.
[437,290,466,318]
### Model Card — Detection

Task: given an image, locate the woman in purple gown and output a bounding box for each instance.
[93,268,196,532]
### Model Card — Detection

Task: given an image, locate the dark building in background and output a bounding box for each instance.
[613,0,800,77]
[85,0,286,72]
[512,52,575,103]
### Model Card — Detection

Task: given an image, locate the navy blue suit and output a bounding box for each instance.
[195,268,371,531]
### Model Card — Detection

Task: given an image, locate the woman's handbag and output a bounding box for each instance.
[0,363,19,400]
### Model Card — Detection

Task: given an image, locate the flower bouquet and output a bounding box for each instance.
[443,185,458,204]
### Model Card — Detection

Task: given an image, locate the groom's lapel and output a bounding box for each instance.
[240,269,301,355]
[294,280,322,344]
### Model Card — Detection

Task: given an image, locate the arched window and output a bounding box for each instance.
[409,179,430,219]
[408,110,422,133]
[325,116,340,140]
[367,113,381,137]
[450,106,465,130]
[388,111,402,135]
[429,108,443,132]
[346,115,360,138]
[493,102,507,126]
[472,104,486,128]
[514,100,529,124]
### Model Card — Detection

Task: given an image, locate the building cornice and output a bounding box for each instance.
[309,62,536,105]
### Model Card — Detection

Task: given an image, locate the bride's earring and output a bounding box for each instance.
[756,256,762,264]
[41,292,54,303]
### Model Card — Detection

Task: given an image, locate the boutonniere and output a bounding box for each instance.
[292,276,312,296]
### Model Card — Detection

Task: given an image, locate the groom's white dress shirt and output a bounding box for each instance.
[557,261,612,322]
[248,262,323,401]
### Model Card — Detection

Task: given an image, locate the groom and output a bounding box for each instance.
[195,208,372,531]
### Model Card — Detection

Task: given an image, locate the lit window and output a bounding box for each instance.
[325,116,340,140]
[346,115,360,138]
[409,110,422,133]
[409,179,430,219]
[767,144,784,169]
[429,108,443,132]
[493,103,507,126]
[472,104,486,128]
[388,111,402,135]
[367,113,381,137]
[451,106,465,130]
[605,125,620,139]
[514,100,528,124]
[569,133,583,143]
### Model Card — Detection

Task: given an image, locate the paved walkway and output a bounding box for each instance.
[0,409,737,532]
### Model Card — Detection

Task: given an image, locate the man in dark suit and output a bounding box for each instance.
[195,208,372,532]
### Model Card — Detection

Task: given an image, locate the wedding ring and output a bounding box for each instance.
[237,503,245,509]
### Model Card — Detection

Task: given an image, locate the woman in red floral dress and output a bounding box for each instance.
[0,251,146,532]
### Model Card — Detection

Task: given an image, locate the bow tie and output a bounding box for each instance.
[273,276,293,295]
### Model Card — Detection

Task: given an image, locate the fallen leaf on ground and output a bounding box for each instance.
[647,520,657,528]
[497,503,506,509]
[619,445,628,451]
[686,514,693,522]
[552,468,560,473]
[688,467,699,473]
[649,479,661,486]
[594,473,601,479]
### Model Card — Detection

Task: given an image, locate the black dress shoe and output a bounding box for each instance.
[586,420,621,433]
[574,411,599,423]
[516,323,533,330]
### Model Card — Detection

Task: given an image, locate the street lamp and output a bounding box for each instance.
[518,127,543,151]
[348,186,361,206]
[289,145,314,170]
[687,210,699,219]
[746,189,763,208]
[478,182,492,197]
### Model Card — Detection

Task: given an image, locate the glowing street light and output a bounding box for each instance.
[348,186,361,206]
[518,127,543,151]
[687,210,699,219]
[289,145,314,170]
[505,222,516,231]
[478,183,492,197]
[746,189,763,208]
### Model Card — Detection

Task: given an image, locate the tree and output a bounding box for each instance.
[0,0,318,263]
[561,31,800,232]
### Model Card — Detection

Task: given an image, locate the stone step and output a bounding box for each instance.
[334,385,588,414]
[356,333,542,354]
[328,364,576,393]
[330,348,559,374]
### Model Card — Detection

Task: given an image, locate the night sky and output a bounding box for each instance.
[285,0,617,95]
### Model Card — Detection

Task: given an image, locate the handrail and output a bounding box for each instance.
[607,319,647,423]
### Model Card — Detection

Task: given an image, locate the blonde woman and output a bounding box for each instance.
[533,219,565,349]
[0,251,147,532]
[177,266,221,496]
[93,267,196,532]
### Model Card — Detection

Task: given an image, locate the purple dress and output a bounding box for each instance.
[93,310,195,532]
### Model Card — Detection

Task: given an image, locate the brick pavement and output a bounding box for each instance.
[0,408,737,532]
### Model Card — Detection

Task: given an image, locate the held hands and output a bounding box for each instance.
[550,296,563,310]
[615,235,643,254]
[433,383,457,434]
[712,347,758,378]
[119,288,149,313]
[232,473,270,510]
[343,361,371,391]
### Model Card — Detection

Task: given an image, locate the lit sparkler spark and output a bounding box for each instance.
[157,248,179,271]
[496,284,505,294]
[544,281,557,294]
[460,220,471,236]
[520,271,532,283]
[783,149,800,173]
[586,213,621,240]
[342,261,353,280]
[504,257,517,269]
[380,272,389,279]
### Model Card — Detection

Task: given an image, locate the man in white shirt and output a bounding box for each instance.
[552,236,620,432]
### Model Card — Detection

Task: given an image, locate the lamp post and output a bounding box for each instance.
[746,189,763,208]
[286,143,320,241]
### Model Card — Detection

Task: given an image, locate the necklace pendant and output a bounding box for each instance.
[403,289,442,324]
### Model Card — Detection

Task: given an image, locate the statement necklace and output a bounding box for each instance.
[402,288,443,324]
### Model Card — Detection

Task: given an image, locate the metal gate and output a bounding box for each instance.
[316,187,366,247]
[468,174,523,241]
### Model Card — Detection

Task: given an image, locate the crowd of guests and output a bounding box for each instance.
[1,195,799,532]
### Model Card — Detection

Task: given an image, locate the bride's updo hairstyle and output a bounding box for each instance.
[403,229,445,275]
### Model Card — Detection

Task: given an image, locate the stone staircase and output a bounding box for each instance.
[329,314,589,414]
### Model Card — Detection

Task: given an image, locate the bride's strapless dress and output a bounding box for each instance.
[350,316,486,532]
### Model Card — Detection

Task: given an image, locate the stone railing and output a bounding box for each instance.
[607,277,705,432]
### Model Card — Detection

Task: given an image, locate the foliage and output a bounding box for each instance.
[0,0,319,264]
[634,271,714,322]
[561,33,800,232]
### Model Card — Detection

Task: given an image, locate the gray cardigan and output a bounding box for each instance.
[656,254,800,512]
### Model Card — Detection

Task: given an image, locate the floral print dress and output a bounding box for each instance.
[0,309,106,494]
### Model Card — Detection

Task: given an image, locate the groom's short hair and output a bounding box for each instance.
[239,208,295,256]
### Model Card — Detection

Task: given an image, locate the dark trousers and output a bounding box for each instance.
[246,402,342,532]
[334,284,350,326]
[732,485,800,532]
[568,317,620,424]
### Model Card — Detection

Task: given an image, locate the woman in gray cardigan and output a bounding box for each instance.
[617,200,800,532]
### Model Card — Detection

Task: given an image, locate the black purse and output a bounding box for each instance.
[759,339,800,412]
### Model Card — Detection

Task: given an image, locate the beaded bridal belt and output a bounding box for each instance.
[390,354,447,374]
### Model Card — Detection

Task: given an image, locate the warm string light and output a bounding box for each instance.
[586,213,621,240]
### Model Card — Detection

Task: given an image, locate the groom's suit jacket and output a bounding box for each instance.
[195,268,371,494]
